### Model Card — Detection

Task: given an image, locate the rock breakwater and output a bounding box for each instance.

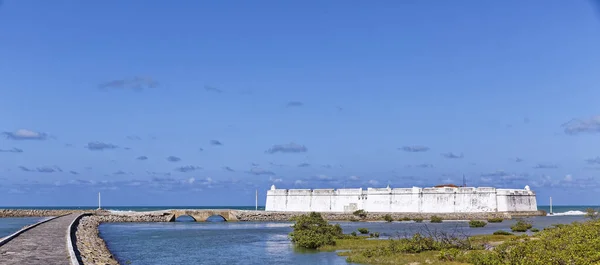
[75,213,174,265]
[0,209,79,217]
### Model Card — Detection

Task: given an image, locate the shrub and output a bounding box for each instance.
[430,216,443,223]
[349,216,359,222]
[457,219,600,264]
[413,218,423,223]
[358,228,369,234]
[487,217,503,223]
[350,231,357,237]
[493,230,513,236]
[369,232,380,238]
[510,219,533,232]
[438,248,464,262]
[353,209,367,218]
[530,228,540,233]
[585,208,599,219]
[289,212,343,249]
[469,220,487,228]
[400,216,411,221]
[383,214,393,222]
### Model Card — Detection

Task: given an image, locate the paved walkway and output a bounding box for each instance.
[0,214,78,265]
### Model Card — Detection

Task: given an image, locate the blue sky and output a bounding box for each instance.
[1,0,600,206]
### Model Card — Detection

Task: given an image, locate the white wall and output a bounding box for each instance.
[265,185,538,213]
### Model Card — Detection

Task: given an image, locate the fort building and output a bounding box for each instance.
[265,185,537,213]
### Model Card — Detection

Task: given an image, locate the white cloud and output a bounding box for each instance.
[316,174,332,180]
[294,180,305,186]
[564,174,573,182]
[269,176,283,183]
[368,179,379,186]
[349,175,360,181]
[187,177,196,184]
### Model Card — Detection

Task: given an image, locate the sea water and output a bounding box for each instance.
[0,217,45,238]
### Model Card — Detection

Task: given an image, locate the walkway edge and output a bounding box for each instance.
[67,213,92,265]
[0,215,64,247]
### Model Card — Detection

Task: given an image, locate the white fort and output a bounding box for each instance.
[265,185,537,213]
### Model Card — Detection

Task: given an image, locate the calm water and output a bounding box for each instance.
[0,217,45,238]
[100,214,586,265]
[100,222,352,265]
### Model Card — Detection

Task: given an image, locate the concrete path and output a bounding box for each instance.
[0,214,78,265]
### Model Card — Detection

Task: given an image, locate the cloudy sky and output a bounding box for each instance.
[1,1,600,206]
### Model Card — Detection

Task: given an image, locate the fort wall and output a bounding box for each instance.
[265,185,538,213]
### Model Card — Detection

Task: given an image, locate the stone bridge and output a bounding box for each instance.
[169,209,240,222]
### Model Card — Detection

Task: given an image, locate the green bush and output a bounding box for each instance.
[469,220,487,228]
[487,217,503,223]
[457,219,600,264]
[360,232,477,260]
[289,212,343,249]
[383,214,393,222]
[530,228,539,233]
[492,230,513,236]
[430,216,443,223]
[413,218,423,223]
[369,232,380,238]
[358,228,369,234]
[400,216,411,221]
[510,219,533,232]
[350,231,357,237]
[353,209,367,218]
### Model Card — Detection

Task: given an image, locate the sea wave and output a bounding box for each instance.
[107,210,136,214]
[547,210,586,216]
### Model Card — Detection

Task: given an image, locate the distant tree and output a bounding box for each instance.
[383,214,394,222]
[353,209,367,219]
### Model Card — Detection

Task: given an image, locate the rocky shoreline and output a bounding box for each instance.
[0,209,84,217]
[234,210,546,221]
[75,214,173,265]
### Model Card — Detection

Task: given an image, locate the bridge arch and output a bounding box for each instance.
[170,210,239,222]
[205,215,227,222]
[174,215,197,222]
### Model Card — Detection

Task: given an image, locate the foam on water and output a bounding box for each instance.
[547,210,586,216]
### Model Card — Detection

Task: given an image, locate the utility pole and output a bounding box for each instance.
[550,197,553,215]
[255,189,258,211]
[98,192,101,210]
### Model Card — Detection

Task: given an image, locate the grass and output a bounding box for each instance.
[318,238,386,251]
[468,234,516,244]
[344,250,469,265]
[318,234,520,263]
[320,239,468,265]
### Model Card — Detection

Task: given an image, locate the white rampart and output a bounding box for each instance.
[265,185,537,213]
